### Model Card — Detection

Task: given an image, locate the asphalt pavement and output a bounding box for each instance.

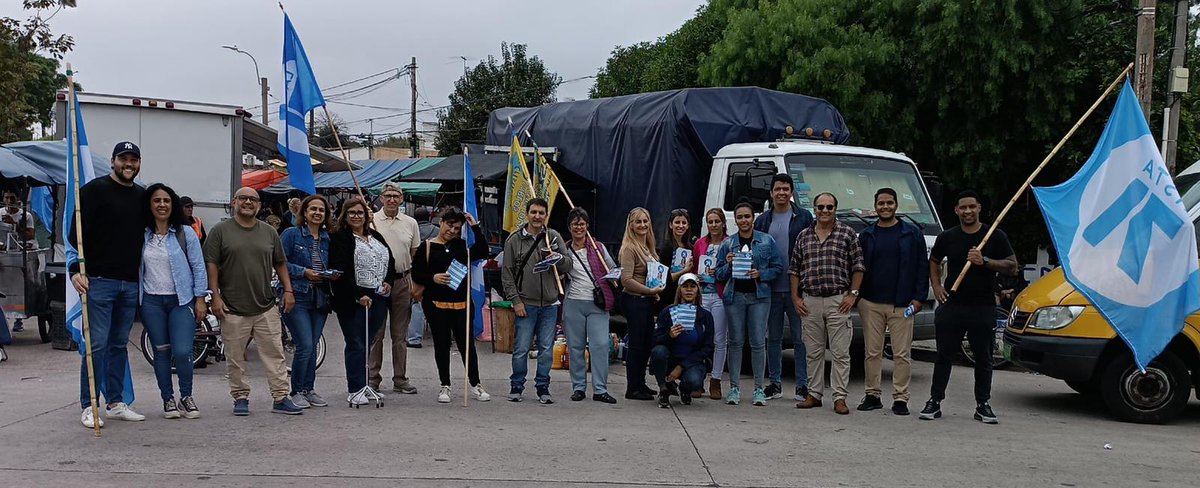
[1,318,1198,488]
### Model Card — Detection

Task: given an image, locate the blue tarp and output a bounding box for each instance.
[0,141,110,186]
[487,86,850,242]
[262,158,421,194]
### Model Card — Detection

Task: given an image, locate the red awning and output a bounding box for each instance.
[242,169,288,190]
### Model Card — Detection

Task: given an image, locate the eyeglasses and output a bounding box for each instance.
[381,194,403,199]
[815,204,836,211]
[234,195,260,203]
[347,211,366,217]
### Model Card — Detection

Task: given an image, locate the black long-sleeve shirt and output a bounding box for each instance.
[411,225,487,304]
[68,175,144,281]
[328,228,397,315]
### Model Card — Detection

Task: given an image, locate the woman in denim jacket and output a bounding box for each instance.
[139,183,208,419]
[713,202,784,407]
[279,195,335,408]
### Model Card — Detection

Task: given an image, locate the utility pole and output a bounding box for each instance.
[368,119,375,159]
[260,77,269,126]
[1162,0,1190,174]
[1133,0,1156,119]
[409,56,419,158]
[308,111,314,142]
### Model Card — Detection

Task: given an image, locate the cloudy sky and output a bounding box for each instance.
[3,0,705,137]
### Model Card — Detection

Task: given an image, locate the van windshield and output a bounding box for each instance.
[785,153,940,234]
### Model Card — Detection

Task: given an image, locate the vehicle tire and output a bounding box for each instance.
[1065,379,1099,397]
[1100,349,1190,424]
[38,314,51,343]
[961,307,1010,369]
[314,333,326,371]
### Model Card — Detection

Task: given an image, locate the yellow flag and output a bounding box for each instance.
[503,136,535,233]
[534,150,562,218]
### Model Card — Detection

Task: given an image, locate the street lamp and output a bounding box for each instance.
[222,45,269,126]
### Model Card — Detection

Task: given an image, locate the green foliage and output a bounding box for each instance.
[311,111,359,149]
[590,42,658,98]
[435,43,560,155]
[0,1,75,144]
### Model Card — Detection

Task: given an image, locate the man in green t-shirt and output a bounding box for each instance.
[204,187,300,417]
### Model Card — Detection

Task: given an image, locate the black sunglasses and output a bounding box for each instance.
[815,204,836,211]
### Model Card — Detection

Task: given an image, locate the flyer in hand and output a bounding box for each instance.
[602,267,623,280]
[671,248,692,273]
[697,255,716,283]
[732,251,753,279]
[671,304,697,330]
[447,260,468,290]
[645,261,669,289]
[532,253,563,273]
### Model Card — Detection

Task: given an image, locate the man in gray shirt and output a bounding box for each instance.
[752,173,814,401]
[205,187,301,417]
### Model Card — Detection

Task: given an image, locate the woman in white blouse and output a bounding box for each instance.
[328,199,396,406]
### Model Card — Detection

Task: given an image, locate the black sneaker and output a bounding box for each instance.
[857,395,883,411]
[508,386,523,402]
[764,383,783,400]
[664,381,679,398]
[570,390,586,402]
[794,385,809,401]
[180,396,201,419]
[680,391,692,406]
[918,399,942,420]
[657,392,670,408]
[974,403,998,424]
[592,393,618,404]
[536,386,554,405]
[625,390,654,401]
[162,398,181,419]
[892,401,910,416]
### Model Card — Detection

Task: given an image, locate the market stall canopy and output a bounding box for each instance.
[397,153,509,183]
[242,169,288,190]
[261,158,421,194]
[242,118,360,173]
[0,140,111,186]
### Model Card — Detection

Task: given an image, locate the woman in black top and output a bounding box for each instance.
[656,208,695,314]
[328,199,396,406]
[411,207,491,404]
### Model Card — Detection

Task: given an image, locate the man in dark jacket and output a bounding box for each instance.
[753,173,815,401]
[856,188,929,416]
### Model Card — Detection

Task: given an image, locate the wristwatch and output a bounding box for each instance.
[983,256,992,267]
[849,289,860,297]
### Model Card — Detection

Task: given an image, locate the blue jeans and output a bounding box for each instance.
[510,303,558,391]
[335,293,389,393]
[284,290,328,394]
[725,292,769,390]
[562,299,610,395]
[80,277,138,408]
[649,345,707,395]
[408,302,425,344]
[767,291,806,388]
[140,293,196,402]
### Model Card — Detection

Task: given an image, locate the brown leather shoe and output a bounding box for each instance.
[796,395,823,409]
[709,379,722,400]
[690,389,703,398]
[834,399,850,415]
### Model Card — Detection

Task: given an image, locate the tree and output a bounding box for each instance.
[311,111,358,149]
[590,42,659,98]
[0,0,75,143]
[435,43,560,155]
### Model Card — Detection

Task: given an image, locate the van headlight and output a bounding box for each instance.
[1027,306,1085,330]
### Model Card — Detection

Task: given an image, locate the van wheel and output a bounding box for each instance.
[1100,349,1190,424]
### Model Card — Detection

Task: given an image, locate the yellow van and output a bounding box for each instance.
[1003,164,1200,424]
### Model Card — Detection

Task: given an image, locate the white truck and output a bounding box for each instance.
[55,92,245,226]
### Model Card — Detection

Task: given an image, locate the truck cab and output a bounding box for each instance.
[1003,164,1200,424]
[702,137,944,341]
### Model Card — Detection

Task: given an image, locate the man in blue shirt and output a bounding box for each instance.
[753,173,814,401]
[856,188,928,416]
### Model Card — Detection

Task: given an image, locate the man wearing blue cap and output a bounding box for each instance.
[69,141,147,428]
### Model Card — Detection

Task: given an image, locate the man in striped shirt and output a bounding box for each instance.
[790,192,864,415]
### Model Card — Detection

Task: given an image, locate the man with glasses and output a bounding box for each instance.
[753,173,814,401]
[791,192,863,415]
[369,184,421,395]
[204,187,302,416]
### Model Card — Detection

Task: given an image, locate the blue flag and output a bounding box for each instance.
[29,186,53,234]
[277,13,325,195]
[1033,80,1200,371]
[464,152,485,336]
[64,95,136,405]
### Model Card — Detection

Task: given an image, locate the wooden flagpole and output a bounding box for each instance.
[66,63,102,437]
[950,63,1134,292]
[510,129,564,295]
[523,130,611,271]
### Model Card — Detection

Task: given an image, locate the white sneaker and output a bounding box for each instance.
[438,386,451,403]
[80,408,104,428]
[105,402,146,421]
[471,384,491,402]
[347,392,368,406]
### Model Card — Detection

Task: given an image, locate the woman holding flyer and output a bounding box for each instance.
[656,209,695,314]
[651,273,715,408]
[329,199,396,406]
[561,207,619,404]
[279,195,335,408]
[713,202,784,407]
[619,207,666,401]
[693,208,729,400]
[411,207,491,404]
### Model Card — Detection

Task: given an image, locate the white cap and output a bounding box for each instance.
[678,273,701,286]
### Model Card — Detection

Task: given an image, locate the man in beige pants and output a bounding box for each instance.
[790,193,863,415]
[854,188,928,416]
[369,184,422,394]
[204,187,301,416]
